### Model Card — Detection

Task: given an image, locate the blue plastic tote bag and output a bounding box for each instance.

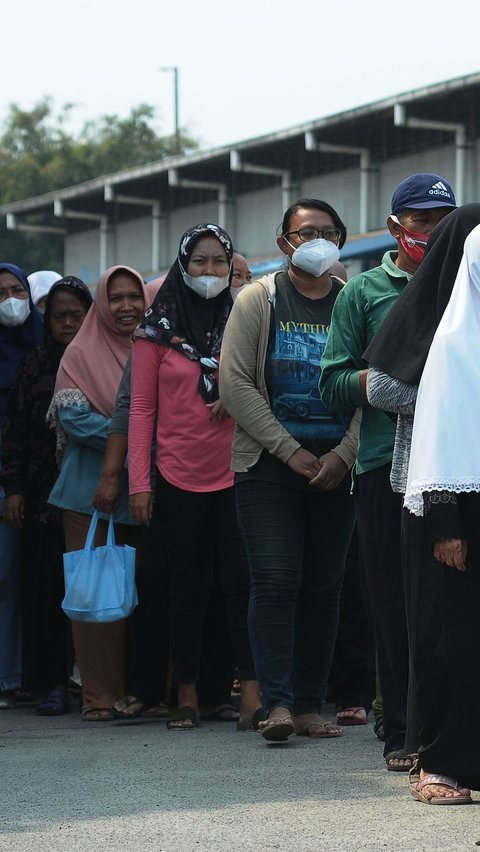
[62,511,137,622]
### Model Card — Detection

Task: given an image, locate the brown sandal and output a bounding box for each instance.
[260,715,295,742]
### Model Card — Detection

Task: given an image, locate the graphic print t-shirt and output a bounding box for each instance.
[239,271,352,491]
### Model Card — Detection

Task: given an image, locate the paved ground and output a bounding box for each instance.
[1,703,479,851]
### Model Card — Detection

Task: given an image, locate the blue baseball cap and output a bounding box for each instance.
[391,173,456,214]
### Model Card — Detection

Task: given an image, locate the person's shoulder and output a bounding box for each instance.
[235,274,276,307]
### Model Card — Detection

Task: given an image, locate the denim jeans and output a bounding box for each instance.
[0,489,24,690]
[236,479,355,716]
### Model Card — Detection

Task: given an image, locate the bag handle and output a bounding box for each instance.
[85,511,116,550]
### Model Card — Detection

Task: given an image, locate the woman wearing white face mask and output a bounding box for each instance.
[128,223,263,731]
[0,263,43,709]
[220,199,360,741]
[230,251,253,302]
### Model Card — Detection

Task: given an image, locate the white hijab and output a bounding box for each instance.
[404,224,480,516]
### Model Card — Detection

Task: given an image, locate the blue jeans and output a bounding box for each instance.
[236,480,355,716]
[0,491,24,690]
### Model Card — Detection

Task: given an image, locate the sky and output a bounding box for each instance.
[4,0,480,152]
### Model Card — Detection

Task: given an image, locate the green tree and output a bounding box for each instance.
[0,99,199,272]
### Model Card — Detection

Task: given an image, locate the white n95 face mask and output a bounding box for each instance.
[181,269,230,300]
[231,283,251,302]
[0,296,31,327]
[291,238,340,278]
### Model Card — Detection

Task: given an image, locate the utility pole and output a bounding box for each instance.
[160,66,180,155]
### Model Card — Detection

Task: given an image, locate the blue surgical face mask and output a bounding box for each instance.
[289,238,340,277]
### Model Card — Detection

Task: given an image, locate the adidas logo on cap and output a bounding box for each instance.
[429,180,452,198]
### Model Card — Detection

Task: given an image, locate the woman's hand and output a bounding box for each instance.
[207,400,231,421]
[3,494,24,528]
[309,452,348,490]
[287,448,322,480]
[92,473,121,514]
[129,492,153,526]
[433,537,468,572]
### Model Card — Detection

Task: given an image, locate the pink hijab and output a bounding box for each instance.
[54,265,148,417]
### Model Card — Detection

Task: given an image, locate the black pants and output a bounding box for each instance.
[151,473,254,685]
[128,518,236,706]
[22,518,72,692]
[327,525,376,712]
[355,465,409,755]
[405,495,480,789]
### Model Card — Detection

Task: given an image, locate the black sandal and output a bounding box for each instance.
[385,750,418,772]
[111,695,145,721]
[236,707,266,731]
[166,706,199,731]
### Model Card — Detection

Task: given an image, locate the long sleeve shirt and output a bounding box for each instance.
[320,251,411,474]
[128,339,235,494]
[48,402,134,524]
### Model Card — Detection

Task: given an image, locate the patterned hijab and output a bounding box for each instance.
[134,223,234,402]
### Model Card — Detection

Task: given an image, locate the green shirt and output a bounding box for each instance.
[320,251,411,474]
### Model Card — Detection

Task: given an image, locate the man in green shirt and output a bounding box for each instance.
[320,173,456,769]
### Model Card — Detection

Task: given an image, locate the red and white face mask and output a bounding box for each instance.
[391,215,430,264]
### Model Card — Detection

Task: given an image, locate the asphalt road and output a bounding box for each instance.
[1,703,479,851]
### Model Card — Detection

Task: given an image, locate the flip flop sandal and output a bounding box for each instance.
[260,716,295,742]
[166,706,199,731]
[296,720,343,738]
[200,704,240,722]
[410,773,472,805]
[141,703,171,719]
[35,690,70,716]
[373,716,385,741]
[81,708,115,722]
[236,707,266,731]
[336,706,368,726]
[111,695,145,721]
[385,750,418,772]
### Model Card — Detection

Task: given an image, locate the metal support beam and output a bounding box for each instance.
[6,213,66,235]
[394,104,467,205]
[168,169,228,229]
[230,150,292,214]
[305,132,371,233]
[54,200,110,270]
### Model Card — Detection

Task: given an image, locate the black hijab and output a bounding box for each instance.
[43,276,93,368]
[364,204,480,384]
[134,223,234,402]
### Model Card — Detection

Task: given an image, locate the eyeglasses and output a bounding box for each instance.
[283,226,342,244]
